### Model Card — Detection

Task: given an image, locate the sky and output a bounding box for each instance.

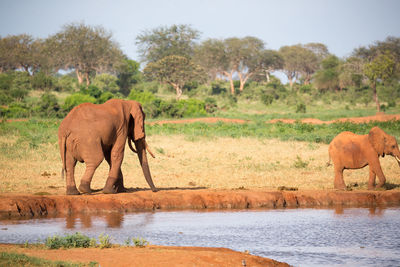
[1,0,400,62]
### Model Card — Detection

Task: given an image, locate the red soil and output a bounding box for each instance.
[0,244,288,267]
[266,113,400,125]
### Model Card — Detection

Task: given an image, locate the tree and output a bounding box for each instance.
[49,23,124,85]
[136,24,200,64]
[313,55,340,91]
[279,44,324,87]
[116,59,141,96]
[193,38,226,82]
[195,37,266,94]
[143,55,205,99]
[363,51,396,112]
[257,49,284,83]
[279,45,303,88]
[0,34,36,73]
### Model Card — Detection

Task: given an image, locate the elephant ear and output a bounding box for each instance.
[368,127,386,157]
[130,101,145,141]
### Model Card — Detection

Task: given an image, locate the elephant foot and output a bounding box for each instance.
[66,186,81,195]
[116,185,127,193]
[151,187,159,192]
[334,185,346,191]
[103,177,118,194]
[78,183,92,194]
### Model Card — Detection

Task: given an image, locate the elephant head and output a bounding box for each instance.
[127,101,157,192]
[368,126,400,166]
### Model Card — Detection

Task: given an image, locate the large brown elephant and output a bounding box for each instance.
[328,126,400,190]
[58,99,157,195]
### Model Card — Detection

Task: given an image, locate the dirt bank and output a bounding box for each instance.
[0,244,289,267]
[267,113,400,124]
[1,189,399,219]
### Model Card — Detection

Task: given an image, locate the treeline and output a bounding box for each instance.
[0,23,399,119]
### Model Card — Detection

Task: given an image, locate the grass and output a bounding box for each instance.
[0,106,399,194]
[0,251,97,267]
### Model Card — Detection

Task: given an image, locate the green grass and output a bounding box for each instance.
[0,251,97,267]
[147,120,400,144]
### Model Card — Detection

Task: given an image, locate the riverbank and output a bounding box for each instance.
[1,189,400,219]
[0,244,289,267]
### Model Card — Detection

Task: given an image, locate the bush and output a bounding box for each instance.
[55,75,77,92]
[31,72,55,91]
[296,103,307,113]
[177,98,207,117]
[128,89,156,105]
[97,91,115,104]
[204,97,218,113]
[211,81,228,95]
[45,232,94,249]
[36,92,61,117]
[92,73,119,93]
[63,93,96,111]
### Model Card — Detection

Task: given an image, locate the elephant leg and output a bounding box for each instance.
[103,145,125,194]
[65,153,79,195]
[104,153,126,193]
[78,153,104,194]
[368,169,376,190]
[370,160,386,189]
[334,165,346,190]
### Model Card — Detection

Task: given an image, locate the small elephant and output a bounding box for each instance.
[58,99,157,195]
[328,126,400,190]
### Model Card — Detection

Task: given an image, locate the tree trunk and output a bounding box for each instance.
[265,71,270,83]
[84,72,90,86]
[239,73,252,92]
[76,69,84,84]
[223,71,235,95]
[372,81,380,112]
[172,83,183,100]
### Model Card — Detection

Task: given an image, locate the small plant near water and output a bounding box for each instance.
[45,232,95,249]
[0,252,97,267]
[132,237,149,247]
[98,233,112,249]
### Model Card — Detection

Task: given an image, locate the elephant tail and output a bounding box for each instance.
[60,134,68,180]
[326,153,332,167]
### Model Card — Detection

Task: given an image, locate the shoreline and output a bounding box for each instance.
[1,189,399,219]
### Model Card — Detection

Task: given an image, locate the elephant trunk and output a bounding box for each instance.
[134,138,158,192]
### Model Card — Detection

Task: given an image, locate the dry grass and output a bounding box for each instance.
[1,135,399,194]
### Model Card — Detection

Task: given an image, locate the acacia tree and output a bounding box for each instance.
[194,37,266,94]
[279,44,324,87]
[136,24,200,64]
[143,55,205,99]
[49,23,123,85]
[0,34,36,73]
[257,49,284,82]
[363,51,396,112]
[313,55,341,91]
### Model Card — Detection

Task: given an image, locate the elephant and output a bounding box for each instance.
[58,99,157,195]
[328,126,400,190]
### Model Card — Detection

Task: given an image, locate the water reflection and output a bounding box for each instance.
[1,207,399,267]
[333,206,385,216]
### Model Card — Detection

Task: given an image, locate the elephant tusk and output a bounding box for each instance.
[396,156,400,163]
[145,140,155,159]
[128,138,137,154]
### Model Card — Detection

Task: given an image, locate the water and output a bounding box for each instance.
[1,207,400,266]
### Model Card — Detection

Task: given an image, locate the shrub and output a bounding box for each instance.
[132,237,148,247]
[128,89,156,105]
[92,73,119,93]
[98,234,112,249]
[31,72,55,91]
[63,93,96,111]
[204,97,218,113]
[296,103,307,113]
[36,92,61,117]
[55,75,77,92]
[261,94,274,105]
[97,91,115,104]
[177,98,207,117]
[45,232,94,249]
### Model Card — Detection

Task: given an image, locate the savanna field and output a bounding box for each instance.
[1,94,399,195]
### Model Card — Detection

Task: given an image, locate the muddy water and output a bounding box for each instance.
[1,207,400,266]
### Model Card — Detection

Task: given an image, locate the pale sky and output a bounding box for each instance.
[1,0,399,62]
